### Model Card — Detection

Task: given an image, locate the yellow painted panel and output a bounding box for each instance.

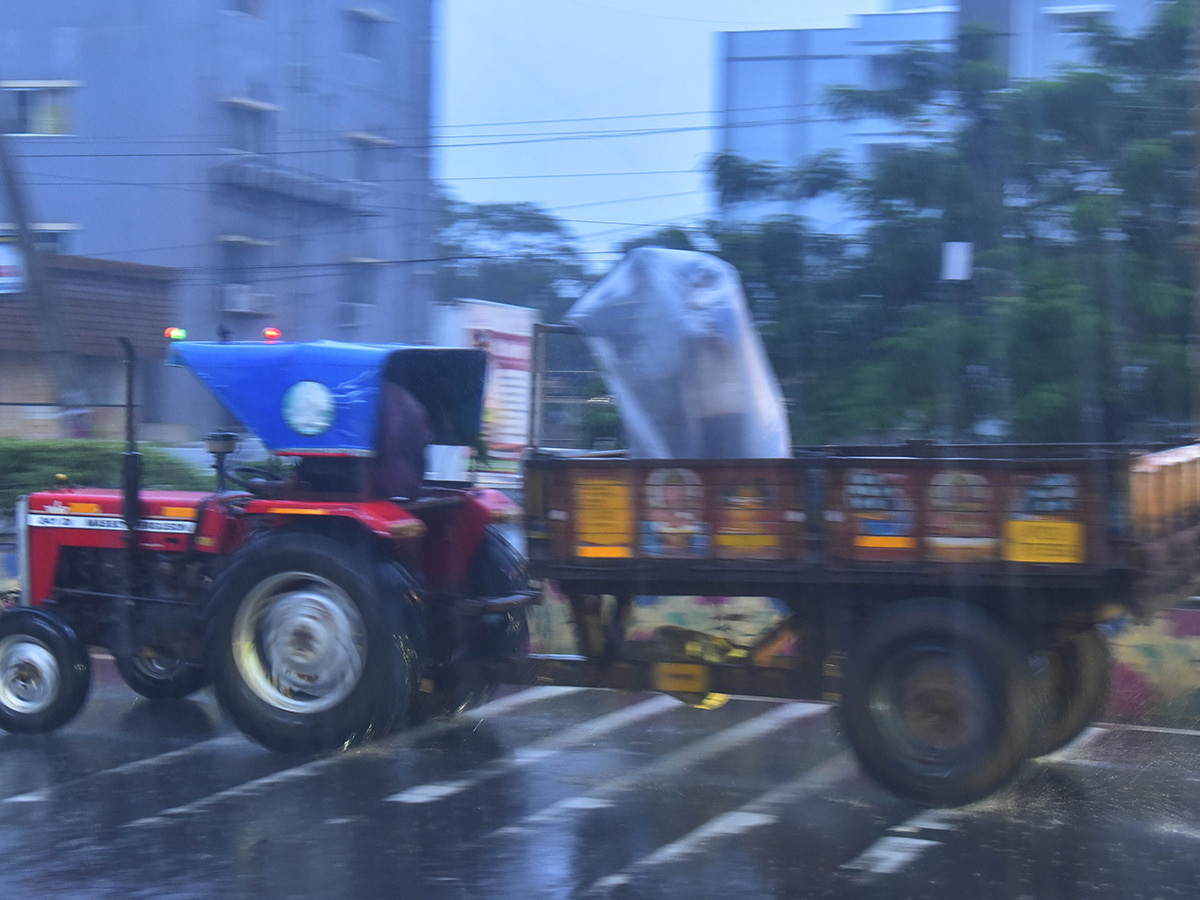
[715,534,780,549]
[653,662,709,694]
[67,503,101,514]
[853,535,917,549]
[162,506,197,519]
[1004,519,1085,564]
[574,476,633,554]
[575,545,633,559]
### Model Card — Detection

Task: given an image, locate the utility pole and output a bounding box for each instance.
[1190,0,1200,433]
[0,128,79,419]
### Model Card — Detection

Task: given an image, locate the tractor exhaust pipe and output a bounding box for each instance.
[116,338,141,656]
[118,337,141,533]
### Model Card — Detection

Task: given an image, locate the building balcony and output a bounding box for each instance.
[212,155,371,214]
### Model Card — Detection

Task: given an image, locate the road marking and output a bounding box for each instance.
[387,694,678,804]
[391,781,475,804]
[120,685,583,829]
[839,808,963,879]
[2,734,243,804]
[843,836,942,875]
[900,811,959,831]
[1043,726,1106,761]
[1156,821,1200,840]
[1099,722,1200,738]
[489,701,829,839]
[583,753,855,897]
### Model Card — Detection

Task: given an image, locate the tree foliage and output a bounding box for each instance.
[434,192,590,323]
[698,0,1193,444]
[436,3,1192,447]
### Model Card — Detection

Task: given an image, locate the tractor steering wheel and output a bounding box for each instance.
[228,465,289,495]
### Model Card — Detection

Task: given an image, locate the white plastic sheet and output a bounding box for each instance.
[566,248,791,458]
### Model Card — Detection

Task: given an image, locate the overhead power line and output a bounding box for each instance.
[6,113,865,158]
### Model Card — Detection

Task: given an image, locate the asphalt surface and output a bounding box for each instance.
[1,659,1199,900]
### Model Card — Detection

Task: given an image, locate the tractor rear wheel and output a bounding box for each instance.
[205,532,412,753]
[0,609,92,734]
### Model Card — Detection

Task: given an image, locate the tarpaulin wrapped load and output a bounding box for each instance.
[565,248,791,459]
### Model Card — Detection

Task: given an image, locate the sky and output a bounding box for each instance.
[435,0,885,264]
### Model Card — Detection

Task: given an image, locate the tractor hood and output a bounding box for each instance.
[169,340,487,456]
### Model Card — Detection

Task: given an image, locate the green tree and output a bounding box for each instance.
[618,227,696,254]
[434,192,591,323]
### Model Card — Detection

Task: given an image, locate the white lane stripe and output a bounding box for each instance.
[1058,758,1164,774]
[843,837,942,875]
[1156,821,1200,840]
[897,811,958,832]
[121,685,583,829]
[584,754,855,897]
[387,694,678,804]
[489,701,829,838]
[467,685,587,715]
[1098,722,1200,738]
[3,735,243,804]
[1043,726,1106,762]
[839,812,963,877]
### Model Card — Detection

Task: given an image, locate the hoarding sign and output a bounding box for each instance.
[0,242,26,294]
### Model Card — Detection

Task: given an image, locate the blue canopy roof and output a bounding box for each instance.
[169,340,487,456]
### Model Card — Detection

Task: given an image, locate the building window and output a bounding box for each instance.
[347,131,392,183]
[345,8,391,58]
[0,224,78,254]
[221,97,278,154]
[218,238,278,316]
[0,83,76,136]
[339,260,379,328]
[866,56,901,92]
[353,143,378,183]
[1046,7,1113,34]
[220,240,258,287]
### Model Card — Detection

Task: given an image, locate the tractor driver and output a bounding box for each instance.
[367,379,433,501]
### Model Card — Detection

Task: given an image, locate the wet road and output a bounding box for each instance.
[1,660,1199,900]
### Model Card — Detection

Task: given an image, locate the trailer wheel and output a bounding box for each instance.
[204,532,411,753]
[1031,627,1111,757]
[840,600,1034,807]
[116,649,209,702]
[0,609,91,734]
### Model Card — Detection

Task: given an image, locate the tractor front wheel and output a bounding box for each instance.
[0,608,92,734]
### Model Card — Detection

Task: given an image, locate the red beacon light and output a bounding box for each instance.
[262,327,282,343]
[165,326,187,340]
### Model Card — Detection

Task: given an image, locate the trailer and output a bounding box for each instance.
[519,436,1200,805]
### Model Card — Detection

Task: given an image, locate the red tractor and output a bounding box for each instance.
[0,339,533,752]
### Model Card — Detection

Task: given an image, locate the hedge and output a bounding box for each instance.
[0,440,211,516]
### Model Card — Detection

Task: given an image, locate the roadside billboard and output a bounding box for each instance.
[431,298,540,469]
[0,241,26,294]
